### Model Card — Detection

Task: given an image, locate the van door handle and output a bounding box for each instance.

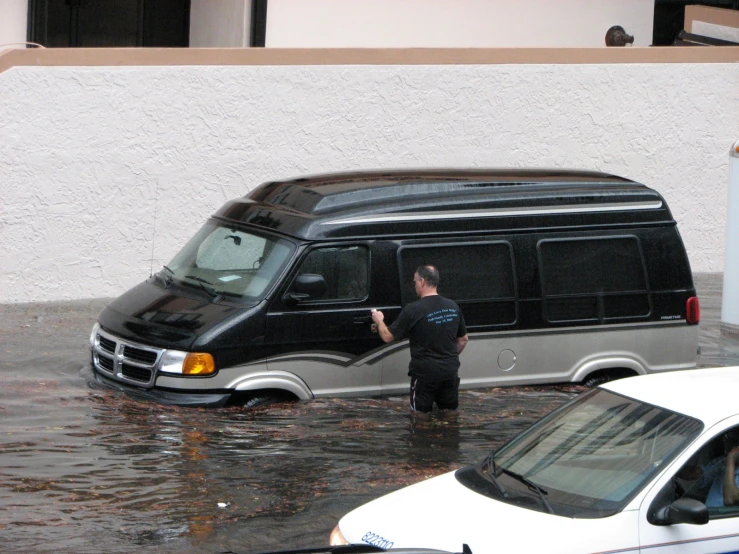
[353,316,372,324]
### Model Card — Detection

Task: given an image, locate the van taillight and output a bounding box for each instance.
[686,297,700,324]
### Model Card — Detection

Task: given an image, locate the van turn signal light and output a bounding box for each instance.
[183,353,216,375]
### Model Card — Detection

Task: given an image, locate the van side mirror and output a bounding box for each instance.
[283,274,327,306]
[651,498,708,526]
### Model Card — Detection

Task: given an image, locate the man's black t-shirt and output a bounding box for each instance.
[388,295,467,382]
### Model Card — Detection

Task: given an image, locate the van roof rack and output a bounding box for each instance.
[247,169,638,216]
[215,168,671,240]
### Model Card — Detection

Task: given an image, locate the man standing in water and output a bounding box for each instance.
[371,265,468,412]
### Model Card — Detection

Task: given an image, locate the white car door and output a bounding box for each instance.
[638,419,739,553]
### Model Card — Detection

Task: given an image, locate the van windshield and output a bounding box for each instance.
[162,222,295,302]
[477,389,702,518]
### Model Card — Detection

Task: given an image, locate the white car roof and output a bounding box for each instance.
[601,365,739,426]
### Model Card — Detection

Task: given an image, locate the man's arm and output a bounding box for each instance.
[456,308,468,355]
[723,447,739,506]
[371,309,395,343]
[457,334,469,354]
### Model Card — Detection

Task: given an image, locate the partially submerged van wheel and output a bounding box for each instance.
[232,390,297,408]
[583,373,610,388]
[583,368,637,388]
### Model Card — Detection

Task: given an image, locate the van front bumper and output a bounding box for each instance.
[84,365,231,407]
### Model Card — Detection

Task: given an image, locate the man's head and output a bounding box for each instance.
[413,265,439,298]
[724,427,739,452]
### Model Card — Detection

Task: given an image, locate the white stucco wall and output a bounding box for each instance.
[266,0,654,47]
[1,62,737,303]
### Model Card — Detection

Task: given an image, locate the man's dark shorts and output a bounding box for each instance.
[410,376,460,412]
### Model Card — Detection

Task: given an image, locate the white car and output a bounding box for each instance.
[330,366,739,553]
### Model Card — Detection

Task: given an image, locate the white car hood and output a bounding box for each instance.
[338,469,640,554]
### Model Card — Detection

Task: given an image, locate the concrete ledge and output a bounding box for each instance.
[2,46,739,75]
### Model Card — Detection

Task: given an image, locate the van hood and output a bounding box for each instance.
[98,279,257,350]
[337,469,639,554]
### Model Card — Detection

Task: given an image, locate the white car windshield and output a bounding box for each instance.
[472,389,703,518]
[161,222,295,302]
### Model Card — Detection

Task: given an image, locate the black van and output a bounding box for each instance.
[89,169,700,407]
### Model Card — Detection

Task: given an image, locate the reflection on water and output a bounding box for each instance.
[0,274,737,553]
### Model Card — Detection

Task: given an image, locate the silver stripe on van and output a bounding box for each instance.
[322,200,663,225]
[263,318,689,368]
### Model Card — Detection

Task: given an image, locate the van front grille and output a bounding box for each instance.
[91,329,163,389]
[97,355,114,372]
[121,363,153,383]
[122,345,158,365]
[99,336,116,354]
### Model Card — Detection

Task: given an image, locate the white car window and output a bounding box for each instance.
[481,389,703,518]
[673,425,739,519]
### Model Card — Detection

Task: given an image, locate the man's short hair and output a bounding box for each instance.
[416,265,439,288]
[725,427,739,449]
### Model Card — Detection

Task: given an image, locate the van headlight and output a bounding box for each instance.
[89,322,100,348]
[329,525,349,546]
[160,350,216,376]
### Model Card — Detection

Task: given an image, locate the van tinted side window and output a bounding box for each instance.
[538,237,650,323]
[296,245,369,301]
[398,242,516,328]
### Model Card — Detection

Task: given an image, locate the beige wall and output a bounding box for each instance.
[7,1,739,50]
[0,0,28,51]
[265,0,654,47]
[190,0,252,48]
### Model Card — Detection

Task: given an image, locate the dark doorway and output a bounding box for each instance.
[27,0,190,47]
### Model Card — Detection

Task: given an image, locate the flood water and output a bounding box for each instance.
[1,273,738,554]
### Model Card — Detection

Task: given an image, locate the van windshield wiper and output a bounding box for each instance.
[184,275,221,300]
[482,453,508,499]
[160,265,174,287]
[499,467,555,514]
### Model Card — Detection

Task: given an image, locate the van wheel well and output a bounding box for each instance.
[228,389,298,408]
[582,368,637,388]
